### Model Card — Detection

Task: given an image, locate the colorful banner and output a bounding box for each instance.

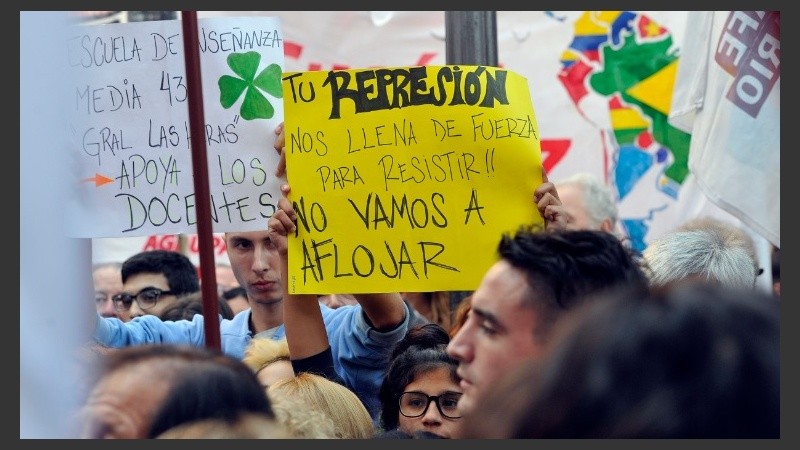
[669,11,779,248]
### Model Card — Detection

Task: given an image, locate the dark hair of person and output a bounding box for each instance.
[771,246,780,282]
[222,286,247,301]
[378,323,459,432]
[145,346,274,438]
[121,249,200,296]
[159,292,235,321]
[498,226,648,341]
[459,283,780,438]
[373,428,444,439]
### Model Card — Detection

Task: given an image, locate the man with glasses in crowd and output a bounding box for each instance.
[92,261,130,322]
[111,249,200,319]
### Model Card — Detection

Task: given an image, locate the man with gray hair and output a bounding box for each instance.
[642,216,760,290]
[555,173,618,234]
[92,261,128,322]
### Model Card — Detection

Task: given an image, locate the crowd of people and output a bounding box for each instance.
[80,124,781,439]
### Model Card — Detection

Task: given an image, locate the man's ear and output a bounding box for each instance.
[600,219,614,233]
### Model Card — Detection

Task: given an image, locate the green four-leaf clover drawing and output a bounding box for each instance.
[218,51,282,120]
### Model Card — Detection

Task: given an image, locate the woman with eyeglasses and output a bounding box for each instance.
[376,323,462,439]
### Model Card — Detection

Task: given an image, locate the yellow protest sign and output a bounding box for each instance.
[282,65,542,294]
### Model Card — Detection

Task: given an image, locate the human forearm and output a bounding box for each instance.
[355,292,407,331]
[281,255,330,360]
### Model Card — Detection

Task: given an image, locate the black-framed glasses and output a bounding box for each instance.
[398,391,462,419]
[112,287,174,311]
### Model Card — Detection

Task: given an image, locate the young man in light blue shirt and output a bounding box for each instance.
[93,229,409,421]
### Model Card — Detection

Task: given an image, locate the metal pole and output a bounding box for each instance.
[443,11,498,318]
[181,11,221,351]
[445,11,498,66]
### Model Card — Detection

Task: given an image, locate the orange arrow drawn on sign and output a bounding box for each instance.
[82,173,114,187]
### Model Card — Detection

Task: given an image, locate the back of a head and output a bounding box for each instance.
[222,286,247,302]
[678,216,760,273]
[389,323,450,360]
[643,220,759,290]
[242,337,291,374]
[379,323,457,431]
[156,412,291,439]
[771,246,780,296]
[94,344,211,383]
[268,372,375,439]
[145,346,274,438]
[459,284,780,438]
[121,250,200,296]
[221,286,250,315]
[159,292,234,321]
[556,173,618,230]
[84,344,269,439]
[158,295,203,322]
[678,216,757,253]
[82,345,185,438]
[373,428,445,439]
[498,227,648,339]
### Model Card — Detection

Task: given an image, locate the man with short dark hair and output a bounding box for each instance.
[115,250,200,319]
[447,227,648,417]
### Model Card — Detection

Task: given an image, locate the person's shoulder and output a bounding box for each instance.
[320,302,361,325]
[220,309,250,329]
[319,301,359,313]
[232,308,251,319]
